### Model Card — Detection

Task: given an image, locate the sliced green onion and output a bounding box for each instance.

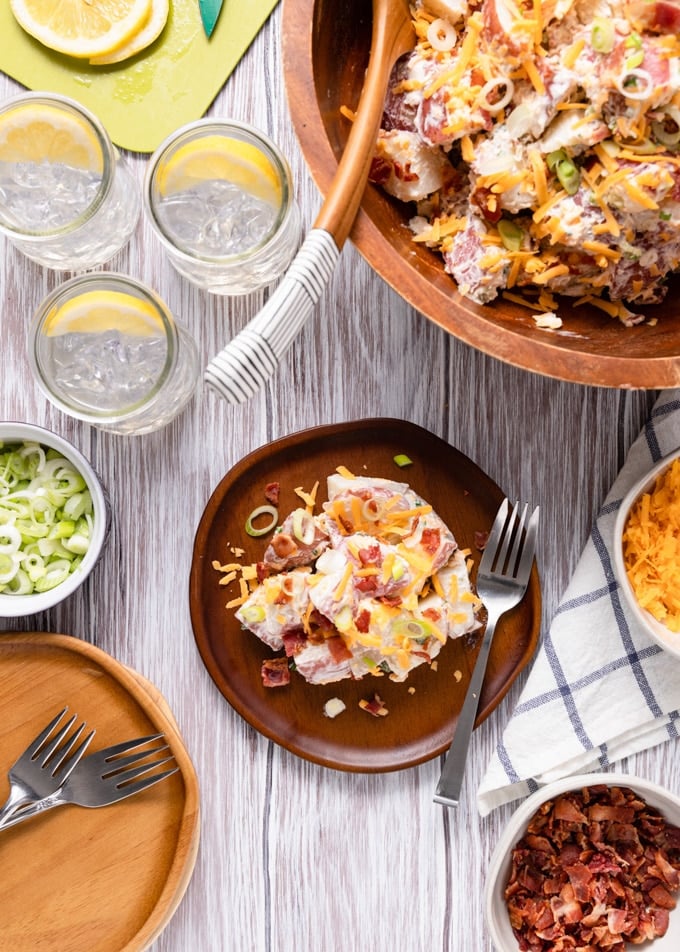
[240,604,266,624]
[393,454,413,468]
[651,106,680,147]
[598,139,621,158]
[625,32,643,51]
[245,504,278,537]
[391,557,407,581]
[625,50,645,71]
[498,218,524,252]
[591,18,615,53]
[292,508,315,544]
[660,210,672,221]
[47,519,76,541]
[392,617,432,643]
[617,68,653,101]
[0,552,19,584]
[546,149,568,171]
[0,440,94,597]
[4,569,32,595]
[0,524,21,554]
[33,559,71,592]
[334,605,354,632]
[555,158,581,195]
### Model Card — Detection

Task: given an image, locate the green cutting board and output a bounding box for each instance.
[0,0,279,153]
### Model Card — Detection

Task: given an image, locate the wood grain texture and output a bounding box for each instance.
[0,5,677,951]
[0,634,199,952]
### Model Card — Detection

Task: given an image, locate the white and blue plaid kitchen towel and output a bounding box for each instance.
[478,388,680,817]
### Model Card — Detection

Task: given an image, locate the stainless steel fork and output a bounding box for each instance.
[0,733,178,830]
[434,499,539,808]
[0,706,95,825]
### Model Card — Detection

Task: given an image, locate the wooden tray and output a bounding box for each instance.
[189,419,541,772]
[0,632,200,952]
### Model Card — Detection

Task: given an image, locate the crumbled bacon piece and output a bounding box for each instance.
[264,481,280,505]
[261,657,290,687]
[419,527,441,556]
[505,785,680,950]
[474,529,489,551]
[358,693,389,717]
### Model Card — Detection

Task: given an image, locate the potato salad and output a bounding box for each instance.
[234,473,481,687]
[371,0,680,323]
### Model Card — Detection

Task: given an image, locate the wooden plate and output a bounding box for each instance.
[0,632,200,952]
[282,0,680,389]
[189,419,541,772]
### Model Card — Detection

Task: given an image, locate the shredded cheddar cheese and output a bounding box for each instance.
[622,459,680,632]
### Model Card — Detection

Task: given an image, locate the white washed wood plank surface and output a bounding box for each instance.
[0,7,677,952]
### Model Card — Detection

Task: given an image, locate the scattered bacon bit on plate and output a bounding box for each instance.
[264,481,280,506]
[474,530,489,551]
[358,693,389,717]
[261,658,290,688]
[505,784,680,950]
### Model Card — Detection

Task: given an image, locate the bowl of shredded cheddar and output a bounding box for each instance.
[614,448,680,657]
[283,0,680,388]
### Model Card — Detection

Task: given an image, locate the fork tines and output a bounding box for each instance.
[99,734,178,790]
[482,499,539,580]
[28,707,95,782]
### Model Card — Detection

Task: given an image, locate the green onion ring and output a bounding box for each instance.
[245,505,278,537]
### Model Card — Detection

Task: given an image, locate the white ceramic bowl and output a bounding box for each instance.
[613,448,680,660]
[485,772,680,952]
[0,422,109,617]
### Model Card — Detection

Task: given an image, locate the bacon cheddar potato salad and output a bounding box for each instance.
[371,0,680,324]
[228,471,481,688]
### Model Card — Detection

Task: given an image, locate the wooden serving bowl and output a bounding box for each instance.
[282,0,680,389]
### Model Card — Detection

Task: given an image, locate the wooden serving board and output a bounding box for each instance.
[0,632,200,952]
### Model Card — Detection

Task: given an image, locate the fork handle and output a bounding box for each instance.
[0,796,63,832]
[433,609,500,808]
[0,788,34,826]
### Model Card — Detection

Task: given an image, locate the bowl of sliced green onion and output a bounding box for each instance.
[0,422,109,616]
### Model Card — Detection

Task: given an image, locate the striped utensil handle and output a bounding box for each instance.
[204,230,339,405]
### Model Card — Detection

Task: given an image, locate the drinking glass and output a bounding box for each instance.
[0,92,140,270]
[29,273,199,435]
[143,119,301,295]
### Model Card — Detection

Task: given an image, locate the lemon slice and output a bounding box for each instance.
[157,135,283,206]
[10,0,153,60]
[44,290,165,337]
[0,102,103,172]
[89,0,168,65]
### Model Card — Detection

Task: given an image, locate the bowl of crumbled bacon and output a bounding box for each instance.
[283,0,680,387]
[484,774,680,951]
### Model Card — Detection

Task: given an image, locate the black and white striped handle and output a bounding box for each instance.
[204,230,339,404]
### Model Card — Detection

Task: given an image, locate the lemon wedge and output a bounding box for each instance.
[10,0,153,60]
[43,290,165,337]
[89,0,168,65]
[156,135,283,207]
[0,101,103,172]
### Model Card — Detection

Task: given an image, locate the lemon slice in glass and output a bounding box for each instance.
[10,0,153,59]
[157,135,283,207]
[43,290,165,337]
[0,101,103,172]
[89,0,168,65]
